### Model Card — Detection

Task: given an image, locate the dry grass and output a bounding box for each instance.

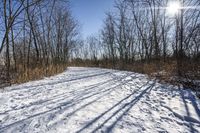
[12,64,67,84]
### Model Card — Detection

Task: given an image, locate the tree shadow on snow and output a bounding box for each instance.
[9,71,111,91]
[0,72,136,132]
[76,80,156,133]
[179,87,200,133]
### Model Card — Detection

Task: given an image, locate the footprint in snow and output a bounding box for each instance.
[172,107,178,110]
[18,93,24,97]
[11,105,17,109]
[160,101,166,105]
[34,123,40,128]
[0,114,9,124]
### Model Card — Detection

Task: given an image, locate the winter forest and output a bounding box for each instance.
[0,0,200,132]
[0,0,200,86]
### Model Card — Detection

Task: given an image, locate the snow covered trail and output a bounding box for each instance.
[0,67,200,133]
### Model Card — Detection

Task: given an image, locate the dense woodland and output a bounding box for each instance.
[0,0,200,89]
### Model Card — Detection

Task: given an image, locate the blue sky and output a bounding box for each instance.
[70,0,114,39]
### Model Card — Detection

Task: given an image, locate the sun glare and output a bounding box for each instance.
[167,1,181,16]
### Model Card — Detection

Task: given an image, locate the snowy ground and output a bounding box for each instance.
[0,67,200,133]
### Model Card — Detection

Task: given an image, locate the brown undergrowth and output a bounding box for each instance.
[12,64,67,84]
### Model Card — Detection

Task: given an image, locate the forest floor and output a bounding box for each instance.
[0,67,200,133]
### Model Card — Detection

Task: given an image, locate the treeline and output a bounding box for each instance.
[0,0,200,87]
[0,0,79,84]
[72,0,200,81]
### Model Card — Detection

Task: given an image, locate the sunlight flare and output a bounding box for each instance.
[167,1,181,16]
